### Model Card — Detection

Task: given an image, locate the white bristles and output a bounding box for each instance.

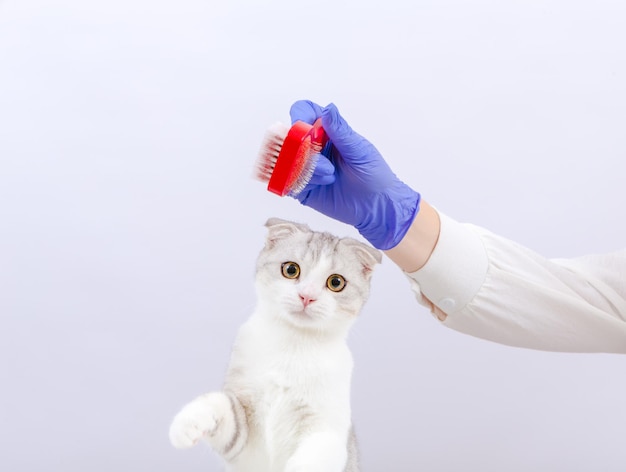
[253,122,290,183]
[287,146,320,196]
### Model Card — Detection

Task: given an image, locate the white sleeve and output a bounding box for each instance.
[405,212,626,353]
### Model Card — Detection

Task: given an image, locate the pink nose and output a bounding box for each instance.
[299,295,316,307]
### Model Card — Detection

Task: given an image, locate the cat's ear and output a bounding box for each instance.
[341,239,382,278]
[264,218,309,249]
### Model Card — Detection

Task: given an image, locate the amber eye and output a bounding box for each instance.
[281,262,300,279]
[326,274,346,292]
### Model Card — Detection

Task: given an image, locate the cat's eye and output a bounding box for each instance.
[326,274,346,292]
[281,262,300,279]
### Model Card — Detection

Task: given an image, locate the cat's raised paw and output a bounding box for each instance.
[169,402,218,449]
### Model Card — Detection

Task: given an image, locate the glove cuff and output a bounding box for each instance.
[356,183,421,250]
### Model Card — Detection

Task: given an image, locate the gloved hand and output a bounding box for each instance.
[289,100,421,250]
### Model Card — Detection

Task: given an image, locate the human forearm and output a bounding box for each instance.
[384,201,441,273]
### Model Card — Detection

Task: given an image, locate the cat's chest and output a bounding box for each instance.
[251,349,327,391]
[228,321,352,405]
[253,355,333,426]
[258,364,299,409]
[226,350,320,428]
[231,340,350,400]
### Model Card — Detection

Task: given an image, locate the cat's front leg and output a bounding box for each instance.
[284,431,349,472]
[169,391,248,460]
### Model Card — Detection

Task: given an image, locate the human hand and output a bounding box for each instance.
[289,100,421,250]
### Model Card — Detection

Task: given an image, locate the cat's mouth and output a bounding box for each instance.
[287,305,320,323]
[278,297,325,326]
[292,307,314,318]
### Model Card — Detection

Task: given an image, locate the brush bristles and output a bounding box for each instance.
[287,143,321,196]
[254,122,290,183]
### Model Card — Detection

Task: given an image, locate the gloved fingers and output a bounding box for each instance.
[321,103,371,162]
[290,100,324,125]
[308,154,336,185]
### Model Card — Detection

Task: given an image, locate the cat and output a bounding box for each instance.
[169,217,382,472]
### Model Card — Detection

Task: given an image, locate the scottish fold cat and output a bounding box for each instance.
[169,218,381,471]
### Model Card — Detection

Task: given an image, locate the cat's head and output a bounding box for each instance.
[255,218,382,334]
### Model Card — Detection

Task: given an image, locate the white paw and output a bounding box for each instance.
[285,464,324,472]
[285,459,322,472]
[169,401,218,449]
[284,467,310,472]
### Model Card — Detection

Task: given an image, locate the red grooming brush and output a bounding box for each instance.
[254,118,328,197]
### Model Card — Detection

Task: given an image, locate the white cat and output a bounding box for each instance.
[169,218,381,472]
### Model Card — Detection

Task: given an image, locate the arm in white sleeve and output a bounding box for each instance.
[406,212,626,353]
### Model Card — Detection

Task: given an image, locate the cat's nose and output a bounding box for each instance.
[299,294,316,307]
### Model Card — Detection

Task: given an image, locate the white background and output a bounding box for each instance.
[1,0,625,471]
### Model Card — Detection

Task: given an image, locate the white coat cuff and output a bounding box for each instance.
[405,212,488,315]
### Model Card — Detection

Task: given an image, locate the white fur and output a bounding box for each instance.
[169,219,381,471]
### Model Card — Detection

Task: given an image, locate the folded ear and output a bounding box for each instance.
[341,238,382,278]
[264,218,310,249]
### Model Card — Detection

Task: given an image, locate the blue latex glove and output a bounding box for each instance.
[289,100,421,250]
